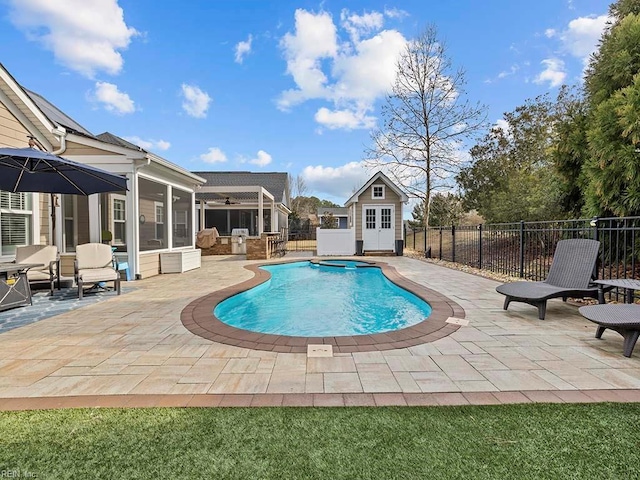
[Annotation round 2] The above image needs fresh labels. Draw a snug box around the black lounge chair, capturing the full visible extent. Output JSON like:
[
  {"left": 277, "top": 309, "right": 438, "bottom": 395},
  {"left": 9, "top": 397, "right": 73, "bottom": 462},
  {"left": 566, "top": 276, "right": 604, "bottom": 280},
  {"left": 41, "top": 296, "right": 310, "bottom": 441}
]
[
  {"left": 579, "top": 304, "right": 640, "bottom": 357},
  {"left": 496, "top": 238, "right": 603, "bottom": 320}
]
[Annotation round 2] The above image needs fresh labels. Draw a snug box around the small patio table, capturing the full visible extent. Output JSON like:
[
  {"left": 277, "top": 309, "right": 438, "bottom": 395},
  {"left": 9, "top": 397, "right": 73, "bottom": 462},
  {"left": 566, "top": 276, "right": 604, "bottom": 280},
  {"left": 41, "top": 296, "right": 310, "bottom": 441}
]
[
  {"left": 0, "top": 263, "right": 43, "bottom": 312},
  {"left": 595, "top": 278, "right": 640, "bottom": 304},
  {"left": 579, "top": 304, "right": 640, "bottom": 357}
]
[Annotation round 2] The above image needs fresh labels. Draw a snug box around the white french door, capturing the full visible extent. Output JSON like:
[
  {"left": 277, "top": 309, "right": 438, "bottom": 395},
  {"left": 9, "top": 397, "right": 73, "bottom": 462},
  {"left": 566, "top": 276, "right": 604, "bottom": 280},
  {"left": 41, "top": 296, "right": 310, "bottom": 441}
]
[{"left": 362, "top": 205, "right": 395, "bottom": 251}]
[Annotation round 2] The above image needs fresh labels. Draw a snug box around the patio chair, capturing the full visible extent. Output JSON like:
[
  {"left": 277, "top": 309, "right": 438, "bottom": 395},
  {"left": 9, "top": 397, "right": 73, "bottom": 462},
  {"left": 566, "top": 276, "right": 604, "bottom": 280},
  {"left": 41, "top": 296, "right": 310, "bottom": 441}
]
[
  {"left": 14, "top": 245, "right": 60, "bottom": 296},
  {"left": 74, "top": 243, "right": 121, "bottom": 300},
  {"left": 495, "top": 238, "right": 603, "bottom": 320}
]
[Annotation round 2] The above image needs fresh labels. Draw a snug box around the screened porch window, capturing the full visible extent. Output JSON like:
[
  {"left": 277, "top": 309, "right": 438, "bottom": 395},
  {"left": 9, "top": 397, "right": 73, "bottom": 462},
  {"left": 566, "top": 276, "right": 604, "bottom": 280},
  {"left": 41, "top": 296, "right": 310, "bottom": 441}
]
[{"left": 139, "top": 177, "right": 166, "bottom": 251}]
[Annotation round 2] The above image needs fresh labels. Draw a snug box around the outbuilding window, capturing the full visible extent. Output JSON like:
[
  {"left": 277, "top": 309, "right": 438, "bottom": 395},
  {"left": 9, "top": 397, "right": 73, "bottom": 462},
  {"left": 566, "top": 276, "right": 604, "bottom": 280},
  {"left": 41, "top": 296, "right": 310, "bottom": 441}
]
[{"left": 372, "top": 185, "right": 385, "bottom": 199}]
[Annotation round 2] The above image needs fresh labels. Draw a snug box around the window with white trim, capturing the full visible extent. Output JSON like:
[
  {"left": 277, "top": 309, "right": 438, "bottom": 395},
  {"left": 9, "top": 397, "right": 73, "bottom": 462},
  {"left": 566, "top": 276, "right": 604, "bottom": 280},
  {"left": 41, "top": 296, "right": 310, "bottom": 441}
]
[
  {"left": 0, "top": 191, "right": 34, "bottom": 256},
  {"left": 155, "top": 202, "right": 164, "bottom": 240},
  {"left": 111, "top": 194, "right": 126, "bottom": 245},
  {"left": 372, "top": 185, "right": 385, "bottom": 199}
]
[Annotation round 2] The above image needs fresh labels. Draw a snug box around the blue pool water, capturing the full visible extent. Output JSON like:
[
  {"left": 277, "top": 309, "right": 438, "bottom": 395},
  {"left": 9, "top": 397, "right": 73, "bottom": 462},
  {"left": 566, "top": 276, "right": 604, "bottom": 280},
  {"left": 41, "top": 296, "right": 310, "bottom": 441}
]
[{"left": 214, "top": 261, "right": 432, "bottom": 336}]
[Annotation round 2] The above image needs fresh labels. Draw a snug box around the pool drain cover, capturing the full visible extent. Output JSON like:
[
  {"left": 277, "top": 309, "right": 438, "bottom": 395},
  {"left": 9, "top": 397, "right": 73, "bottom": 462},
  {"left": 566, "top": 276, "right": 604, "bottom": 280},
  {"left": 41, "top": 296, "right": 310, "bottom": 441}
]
[
  {"left": 446, "top": 317, "right": 469, "bottom": 326},
  {"left": 307, "top": 344, "right": 333, "bottom": 357}
]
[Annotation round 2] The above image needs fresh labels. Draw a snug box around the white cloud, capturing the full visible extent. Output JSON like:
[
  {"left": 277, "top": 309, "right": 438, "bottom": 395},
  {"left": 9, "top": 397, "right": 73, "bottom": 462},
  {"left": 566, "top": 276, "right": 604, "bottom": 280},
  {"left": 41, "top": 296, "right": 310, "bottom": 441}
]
[
  {"left": 278, "top": 8, "right": 407, "bottom": 131},
  {"left": 249, "top": 150, "right": 272, "bottom": 167},
  {"left": 315, "top": 107, "right": 375, "bottom": 130},
  {"left": 340, "top": 9, "right": 384, "bottom": 43},
  {"left": 302, "top": 161, "right": 370, "bottom": 198},
  {"left": 181, "top": 84, "right": 211, "bottom": 118},
  {"left": 8, "top": 0, "right": 137, "bottom": 78},
  {"left": 93, "top": 82, "right": 135, "bottom": 114},
  {"left": 534, "top": 58, "right": 566, "bottom": 88},
  {"left": 235, "top": 34, "right": 253, "bottom": 63},
  {"left": 200, "top": 147, "right": 227, "bottom": 164},
  {"left": 498, "top": 66, "right": 517, "bottom": 78},
  {"left": 278, "top": 9, "right": 338, "bottom": 110},
  {"left": 560, "top": 14, "right": 610, "bottom": 62},
  {"left": 384, "top": 8, "right": 409, "bottom": 19},
  {"left": 545, "top": 28, "right": 556, "bottom": 38},
  {"left": 123, "top": 136, "right": 170, "bottom": 151}
]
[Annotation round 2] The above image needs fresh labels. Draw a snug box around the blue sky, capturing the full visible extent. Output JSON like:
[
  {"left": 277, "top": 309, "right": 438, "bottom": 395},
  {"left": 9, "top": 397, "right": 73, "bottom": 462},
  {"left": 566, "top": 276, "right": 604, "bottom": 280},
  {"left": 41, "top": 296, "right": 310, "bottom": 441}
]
[{"left": 0, "top": 0, "right": 611, "bottom": 205}]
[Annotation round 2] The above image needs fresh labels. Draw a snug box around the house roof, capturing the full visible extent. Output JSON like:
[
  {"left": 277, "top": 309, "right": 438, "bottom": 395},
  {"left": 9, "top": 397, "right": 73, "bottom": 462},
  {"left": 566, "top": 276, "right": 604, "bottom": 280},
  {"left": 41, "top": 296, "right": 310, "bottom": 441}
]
[
  {"left": 24, "top": 88, "right": 96, "bottom": 138},
  {"left": 317, "top": 207, "right": 349, "bottom": 216},
  {"left": 344, "top": 171, "right": 409, "bottom": 206},
  {"left": 193, "top": 171, "right": 289, "bottom": 205},
  {"left": 96, "top": 132, "right": 145, "bottom": 151}
]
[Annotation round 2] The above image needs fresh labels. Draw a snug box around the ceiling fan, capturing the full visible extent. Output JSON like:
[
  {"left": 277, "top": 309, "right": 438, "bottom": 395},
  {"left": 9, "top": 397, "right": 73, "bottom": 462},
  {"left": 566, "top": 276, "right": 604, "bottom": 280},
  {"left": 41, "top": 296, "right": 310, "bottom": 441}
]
[{"left": 224, "top": 197, "right": 240, "bottom": 205}]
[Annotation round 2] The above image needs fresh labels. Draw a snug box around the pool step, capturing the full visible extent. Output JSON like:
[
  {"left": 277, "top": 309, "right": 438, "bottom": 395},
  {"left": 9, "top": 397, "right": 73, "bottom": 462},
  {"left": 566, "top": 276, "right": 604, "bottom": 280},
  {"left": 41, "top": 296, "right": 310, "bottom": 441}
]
[{"left": 363, "top": 250, "right": 396, "bottom": 257}]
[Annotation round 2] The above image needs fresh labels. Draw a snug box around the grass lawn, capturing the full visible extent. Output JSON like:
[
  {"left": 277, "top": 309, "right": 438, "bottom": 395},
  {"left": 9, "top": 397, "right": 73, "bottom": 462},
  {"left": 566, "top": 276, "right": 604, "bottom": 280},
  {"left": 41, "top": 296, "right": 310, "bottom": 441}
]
[{"left": 1, "top": 403, "right": 639, "bottom": 479}]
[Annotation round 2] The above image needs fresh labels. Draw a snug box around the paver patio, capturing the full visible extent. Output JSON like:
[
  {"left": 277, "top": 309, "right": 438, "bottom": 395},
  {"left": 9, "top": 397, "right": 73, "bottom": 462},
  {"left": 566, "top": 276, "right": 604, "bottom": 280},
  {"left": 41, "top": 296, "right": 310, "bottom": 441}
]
[{"left": 1, "top": 253, "right": 639, "bottom": 408}]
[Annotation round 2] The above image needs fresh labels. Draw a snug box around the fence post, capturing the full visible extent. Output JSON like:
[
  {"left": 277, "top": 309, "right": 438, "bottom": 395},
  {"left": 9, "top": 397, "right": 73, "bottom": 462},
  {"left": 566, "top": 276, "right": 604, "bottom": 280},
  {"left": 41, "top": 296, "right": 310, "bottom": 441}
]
[
  {"left": 451, "top": 224, "right": 456, "bottom": 263},
  {"left": 519, "top": 220, "right": 525, "bottom": 278},
  {"left": 423, "top": 226, "right": 427, "bottom": 257},
  {"left": 439, "top": 227, "right": 443, "bottom": 260},
  {"left": 591, "top": 216, "right": 599, "bottom": 241},
  {"left": 478, "top": 224, "right": 483, "bottom": 270}
]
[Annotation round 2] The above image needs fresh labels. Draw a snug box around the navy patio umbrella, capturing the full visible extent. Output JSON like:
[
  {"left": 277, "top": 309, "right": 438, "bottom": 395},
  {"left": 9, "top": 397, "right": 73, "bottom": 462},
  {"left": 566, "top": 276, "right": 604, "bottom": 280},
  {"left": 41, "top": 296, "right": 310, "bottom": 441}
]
[{"left": 0, "top": 147, "right": 128, "bottom": 195}]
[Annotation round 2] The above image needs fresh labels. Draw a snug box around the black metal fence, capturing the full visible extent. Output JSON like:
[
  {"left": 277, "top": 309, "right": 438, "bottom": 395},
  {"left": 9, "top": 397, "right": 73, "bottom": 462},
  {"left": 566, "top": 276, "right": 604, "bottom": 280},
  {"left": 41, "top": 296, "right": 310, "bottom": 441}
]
[
  {"left": 287, "top": 227, "right": 317, "bottom": 252},
  {"left": 405, "top": 216, "right": 640, "bottom": 301}
]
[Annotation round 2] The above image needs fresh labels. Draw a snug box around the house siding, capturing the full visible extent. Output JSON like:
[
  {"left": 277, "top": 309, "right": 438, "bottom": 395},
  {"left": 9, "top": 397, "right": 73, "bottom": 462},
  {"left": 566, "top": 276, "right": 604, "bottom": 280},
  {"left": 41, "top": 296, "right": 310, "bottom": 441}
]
[
  {"left": 64, "top": 140, "right": 115, "bottom": 156},
  {"left": 354, "top": 182, "right": 403, "bottom": 242},
  {"left": 0, "top": 102, "right": 31, "bottom": 147},
  {"left": 0, "top": 102, "right": 51, "bottom": 247}
]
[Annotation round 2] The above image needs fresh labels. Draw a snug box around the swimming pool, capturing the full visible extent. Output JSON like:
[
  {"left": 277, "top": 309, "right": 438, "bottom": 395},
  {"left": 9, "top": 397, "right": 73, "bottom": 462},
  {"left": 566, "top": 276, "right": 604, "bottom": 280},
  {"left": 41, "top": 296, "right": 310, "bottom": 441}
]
[
  {"left": 214, "top": 261, "right": 432, "bottom": 336},
  {"left": 181, "top": 259, "right": 464, "bottom": 353}
]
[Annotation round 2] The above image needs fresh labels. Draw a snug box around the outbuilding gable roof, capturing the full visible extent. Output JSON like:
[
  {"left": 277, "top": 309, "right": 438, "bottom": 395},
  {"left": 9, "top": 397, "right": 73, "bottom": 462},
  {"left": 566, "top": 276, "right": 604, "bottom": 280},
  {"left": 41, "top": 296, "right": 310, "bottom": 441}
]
[{"left": 344, "top": 171, "right": 409, "bottom": 206}]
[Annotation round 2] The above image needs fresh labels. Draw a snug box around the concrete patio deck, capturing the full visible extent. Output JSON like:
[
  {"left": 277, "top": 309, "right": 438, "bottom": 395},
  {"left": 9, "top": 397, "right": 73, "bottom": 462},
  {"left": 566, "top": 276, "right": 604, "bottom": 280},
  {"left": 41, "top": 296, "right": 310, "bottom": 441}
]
[{"left": 1, "top": 254, "right": 639, "bottom": 409}]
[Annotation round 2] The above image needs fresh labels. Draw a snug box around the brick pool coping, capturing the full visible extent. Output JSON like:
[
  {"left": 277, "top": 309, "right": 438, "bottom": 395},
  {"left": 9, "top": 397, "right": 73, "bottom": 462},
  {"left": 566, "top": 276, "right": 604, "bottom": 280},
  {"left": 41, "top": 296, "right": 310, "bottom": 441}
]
[
  {"left": 2, "top": 390, "right": 640, "bottom": 410},
  {"left": 180, "top": 259, "right": 465, "bottom": 354}
]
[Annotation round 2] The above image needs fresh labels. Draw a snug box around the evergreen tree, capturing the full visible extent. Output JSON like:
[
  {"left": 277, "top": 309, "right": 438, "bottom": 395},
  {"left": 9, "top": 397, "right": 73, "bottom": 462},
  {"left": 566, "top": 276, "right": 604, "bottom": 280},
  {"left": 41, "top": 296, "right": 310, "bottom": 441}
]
[{"left": 583, "top": 0, "right": 640, "bottom": 216}]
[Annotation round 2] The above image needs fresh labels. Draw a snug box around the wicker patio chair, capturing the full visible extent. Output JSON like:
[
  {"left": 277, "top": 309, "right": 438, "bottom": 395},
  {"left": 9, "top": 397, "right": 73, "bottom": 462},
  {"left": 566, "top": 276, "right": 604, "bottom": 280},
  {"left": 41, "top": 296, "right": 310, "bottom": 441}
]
[
  {"left": 74, "top": 243, "right": 121, "bottom": 300},
  {"left": 496, "top": 238, "right": 603, "bottom": 320}
]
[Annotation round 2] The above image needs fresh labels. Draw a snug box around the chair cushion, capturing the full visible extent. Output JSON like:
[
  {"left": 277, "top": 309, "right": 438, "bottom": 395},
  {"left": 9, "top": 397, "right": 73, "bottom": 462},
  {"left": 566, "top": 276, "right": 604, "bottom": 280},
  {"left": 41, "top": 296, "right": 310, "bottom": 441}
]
[
  {"left": 26, "top": 270, "right": 52, "bottom": 281},
  {"left": 15, "top": 245, "right": 57, "bottom": 271},
  {"left": 78, "top": 267, "right": 118, "bottom": 283},
  {"left": 76, "top": 243, "right": 113, "bottom": 269}
]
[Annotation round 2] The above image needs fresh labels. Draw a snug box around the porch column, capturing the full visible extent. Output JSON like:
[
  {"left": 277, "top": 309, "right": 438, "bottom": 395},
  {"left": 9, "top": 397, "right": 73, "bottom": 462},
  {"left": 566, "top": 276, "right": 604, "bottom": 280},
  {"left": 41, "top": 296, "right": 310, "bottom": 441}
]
[
  {"left": 166, "top": 185, "right": 173, "bottom": 250},
  {"left": 128, "top": 172, "right": 139, "bottom": 279},
  {"left": 88, "top": 194, "right": 101, "bottom": 243},
  {"left": 198, "top": 199, "right": 205, "bottom": 232},
  {"left": 258, "top": 191, "right": 264, "bottom": 235},
  {"left": 271, "top": 200, "right": 276, "bottom": 232},
  {"left": 53, "top": 195, "right": 63, "bottom": 249}
]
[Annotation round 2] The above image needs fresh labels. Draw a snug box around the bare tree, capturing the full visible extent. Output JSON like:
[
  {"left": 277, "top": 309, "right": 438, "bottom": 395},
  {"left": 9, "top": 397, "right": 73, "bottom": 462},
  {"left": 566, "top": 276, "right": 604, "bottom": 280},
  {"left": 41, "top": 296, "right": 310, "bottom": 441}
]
[
  {"left": 288, "top": 174, "right": 308, "bottom": 216},
  {"left": 364, "top": 25, "right": 486, "bottom": 227}
]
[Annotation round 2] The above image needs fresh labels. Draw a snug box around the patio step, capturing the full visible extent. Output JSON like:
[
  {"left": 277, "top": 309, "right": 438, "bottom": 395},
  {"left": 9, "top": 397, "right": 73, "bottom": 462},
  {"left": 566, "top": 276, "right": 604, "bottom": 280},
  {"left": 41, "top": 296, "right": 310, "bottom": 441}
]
[{"left": 363, "top": 250, "right": 396, "bottom": 257}]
